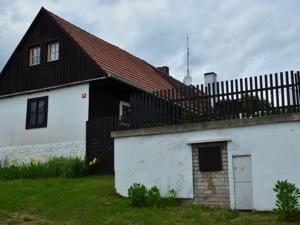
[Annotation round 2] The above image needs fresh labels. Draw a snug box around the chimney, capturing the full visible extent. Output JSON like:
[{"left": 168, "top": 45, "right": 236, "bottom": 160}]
[
  {"left": 204, "top": 72, "right": 218, "bottom": 107},
  {"left": 204, "top": 72, "right": 217, "bottom": 87},
  {"left": 157, "top": 66, "right": 169, "bottom": 75}
]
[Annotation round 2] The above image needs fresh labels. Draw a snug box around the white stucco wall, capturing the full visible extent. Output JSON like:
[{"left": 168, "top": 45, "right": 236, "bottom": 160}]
[
  {"left": 0, "top": 84, "right": 89, "bottom": 163},
  {"left": 114, "top": 120, "right": 300, "bottom": 211},
  {"left": 0, "top": 141, "right": 85, "bottom": 165},
  {"left": 115, "top": 135, "right": 194, "bottom": 198}
]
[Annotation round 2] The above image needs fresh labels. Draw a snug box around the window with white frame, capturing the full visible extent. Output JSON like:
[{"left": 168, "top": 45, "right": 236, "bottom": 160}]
[
  {"left": 47, "top": 41, "right": 59, "bottom": 62},
  {"left": 29, "top": 46, "right": 40, "bottom": 66},
  {"left": 119, "top": 101, "right": 130, "bottom": 118}
]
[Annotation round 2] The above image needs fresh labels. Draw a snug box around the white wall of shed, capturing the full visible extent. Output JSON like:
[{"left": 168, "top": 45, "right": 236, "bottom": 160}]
[{"left": 114, "top": 121, "right": 300, "bottom": 211}]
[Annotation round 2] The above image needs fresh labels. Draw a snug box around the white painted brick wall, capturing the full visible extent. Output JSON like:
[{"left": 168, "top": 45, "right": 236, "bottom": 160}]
[{"left": 0, "top": 141, "right": 85, "bottom": 165}]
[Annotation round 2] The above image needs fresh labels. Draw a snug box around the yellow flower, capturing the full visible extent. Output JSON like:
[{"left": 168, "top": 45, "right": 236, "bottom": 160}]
[
  {"left": 89, "top": 157, "right": 97, "bottom": 166},
  {"left": 30, "top": 156, "right": 39, "bottom": 165},
  {"left": 10, "top": 159, "right": 20, "bottom": 166}
]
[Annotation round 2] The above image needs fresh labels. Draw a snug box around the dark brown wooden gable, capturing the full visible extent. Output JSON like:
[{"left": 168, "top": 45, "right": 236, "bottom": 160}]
[{"left": 0, "top": 8, "right": 105, "bottom": 96}]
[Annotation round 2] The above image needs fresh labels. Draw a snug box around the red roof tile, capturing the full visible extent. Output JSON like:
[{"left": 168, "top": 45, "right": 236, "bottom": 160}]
[{"left": 46, "top": 9, "right": 184, "bottom": 91}]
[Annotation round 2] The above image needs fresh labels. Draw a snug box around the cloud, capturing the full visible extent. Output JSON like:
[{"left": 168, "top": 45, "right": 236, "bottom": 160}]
[{"left": 0, "top": 0, "right": 300, "bottom": 85}]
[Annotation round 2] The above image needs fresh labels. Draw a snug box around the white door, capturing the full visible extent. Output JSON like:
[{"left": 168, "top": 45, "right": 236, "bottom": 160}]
[{"left": 233, "top": 155, "right": 253, "bottom": 210}]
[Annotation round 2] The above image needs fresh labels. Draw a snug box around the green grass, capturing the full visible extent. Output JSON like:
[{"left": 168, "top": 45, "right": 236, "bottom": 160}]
[
  {"left": 0, "top": 176, "right": 298, "bottom": 225},
  {"left": 0, "top": 157, "right": 89, "bottom": 180}
]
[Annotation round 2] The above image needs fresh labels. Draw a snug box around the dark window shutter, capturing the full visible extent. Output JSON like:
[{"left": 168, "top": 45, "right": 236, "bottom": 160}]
[{"left": 198, "top": 146, "right": 222, "bottom": 172}]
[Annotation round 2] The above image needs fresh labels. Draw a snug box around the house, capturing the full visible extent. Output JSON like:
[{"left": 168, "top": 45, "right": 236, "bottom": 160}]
[{"left": 0, "top": 7, "right": 184, "bottom": 173}]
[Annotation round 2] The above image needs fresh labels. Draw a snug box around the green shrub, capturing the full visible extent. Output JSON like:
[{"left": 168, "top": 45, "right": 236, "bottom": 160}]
[
  {"left": 168, "top": 188, "right": 177, "bottom": 199},
  {"left": 273, "top": 180, "right": 300, "bottom": 222},
  {"left": 0, "top": 165, "right": 22, "bottom": 180},
  {"left": 45, "top": 157, "right": 66, "bottom": 177},
  {"left": 143, "top": 120, "right": 166, "bottom": 128},
  {"left": 0, "top": 157, "right": 90, "bottom": 180},
  {"left": 62, "top": 157, "right": 89, "bottom": 178},
  {"left": 20, "top": 163, "right": 47, "bottom": 178},
  {"left": 165, "top": 188, "right": 177, "bottom": 206},
  {"left": 128, "top": 183, "right": 177, "bottom": 207},
  {"left": 147, "top": 186, "right": 161, "bottom": 207},
  {"left": 128, "top": 183, "right": 148, "bottom": 207}
]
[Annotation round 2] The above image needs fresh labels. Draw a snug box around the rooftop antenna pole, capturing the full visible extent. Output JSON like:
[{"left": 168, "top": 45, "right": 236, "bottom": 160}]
[
  {"left": 183, "top": 35, "right": 192, "bottom": 85},
  {"left": 187, "top": 35, "right": 190, "bottom": 77}
]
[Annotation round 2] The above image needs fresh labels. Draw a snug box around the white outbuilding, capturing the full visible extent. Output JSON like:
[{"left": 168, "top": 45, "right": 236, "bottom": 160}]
[{"left": 112, "top": 113, "right": 300, "bottom": 211}]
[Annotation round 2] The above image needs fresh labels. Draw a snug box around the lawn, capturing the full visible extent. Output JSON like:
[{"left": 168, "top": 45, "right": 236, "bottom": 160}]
[{"left": 0, "top": 176, "right": 297, "bottom": 225}]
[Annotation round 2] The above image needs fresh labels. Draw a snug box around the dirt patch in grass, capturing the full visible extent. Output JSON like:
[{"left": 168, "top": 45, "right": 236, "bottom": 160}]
[{"left": 2, "top": 212, "right": 50, "bottom": 225}]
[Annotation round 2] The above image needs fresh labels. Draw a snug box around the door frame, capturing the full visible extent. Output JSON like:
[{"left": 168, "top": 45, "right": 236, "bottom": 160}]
[{"left": 232, "top": 154, "right": 253, "bottom": 210}]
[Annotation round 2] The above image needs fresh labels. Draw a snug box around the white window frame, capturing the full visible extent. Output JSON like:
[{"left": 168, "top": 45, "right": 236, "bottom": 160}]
[
  {"left": 29, "top": 46, "right": 40, "bottom": 66},
  {"left": 119, "top": 101, "right": 130, "bottom": 118},
  {"left": 47, "top": 41, "right": 59, "bottom": 62}
]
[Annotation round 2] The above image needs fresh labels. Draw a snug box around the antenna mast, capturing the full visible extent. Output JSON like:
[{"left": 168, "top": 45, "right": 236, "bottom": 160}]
[
  {"left": 183, "top": 35, "right": 192, "bottom": 85},
  {"left": 186, "top": 35, "right": 190, "bottom": 77}
]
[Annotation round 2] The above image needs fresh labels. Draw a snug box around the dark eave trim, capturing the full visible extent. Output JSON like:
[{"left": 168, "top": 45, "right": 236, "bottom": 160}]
[
  {"left": 0, "top": 77, "right": 107, "bottom": 99},
  {"left": 0, "top": 72, "right": 150, "bottom": 99}
]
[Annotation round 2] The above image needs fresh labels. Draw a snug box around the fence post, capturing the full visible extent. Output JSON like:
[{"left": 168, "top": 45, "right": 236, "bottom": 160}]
[
  {"left": 296, "top": 71, "right": 300, "bottom": 111},
  {"left": 264, "top": 75, "right": 269, "bottom": 115},
  {"left": 269, "top": 74, "right": 274, "bottom": 114},
  {"left": 290, "top": 71, "right": 296, "bottom": 112},
  {"left": 286, "top": 71, "right": 291, "bottom": 113},
  {"left": 280, "top": 72, "right": 285, "bottom": 114}
]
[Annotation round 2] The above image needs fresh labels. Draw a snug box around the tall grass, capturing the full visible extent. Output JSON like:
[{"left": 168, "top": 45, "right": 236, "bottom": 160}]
[{"left": 0, "top": 157, "right": 90, "bottom": 180}]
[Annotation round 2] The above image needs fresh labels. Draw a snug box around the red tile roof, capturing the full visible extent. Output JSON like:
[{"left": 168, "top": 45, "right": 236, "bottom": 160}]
[{"left": 45, "top": 9, "right": 184, "bottom": 91}]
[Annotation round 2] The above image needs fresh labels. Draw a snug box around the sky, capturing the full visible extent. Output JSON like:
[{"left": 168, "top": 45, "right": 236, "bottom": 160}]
[{"left": 0, "top": 0, "right": 300, "bottom": 85}]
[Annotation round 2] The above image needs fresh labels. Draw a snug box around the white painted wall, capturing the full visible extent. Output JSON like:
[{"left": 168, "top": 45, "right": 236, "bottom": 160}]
[
  {"left": 0, "top": 84, "right": 89, "bottom": 163},
  {"left": 114, "top": 121, "right": 300, "bottom": 211},
  {"left": 115, "top": 135, "right": 194, "bottom": 198},
  {"left": 0, "top": 141, "right": 85, "bottom": 165}
]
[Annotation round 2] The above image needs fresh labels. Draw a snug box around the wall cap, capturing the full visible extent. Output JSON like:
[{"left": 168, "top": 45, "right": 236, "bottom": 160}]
[{"left": 111, "top": 113, "right": 300, "bottom": 138}]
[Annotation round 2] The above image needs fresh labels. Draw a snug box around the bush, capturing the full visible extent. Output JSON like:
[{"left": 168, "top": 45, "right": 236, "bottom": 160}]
[
  {"left": 128, "top": 183, "right": 177, "bottom": 207},
  {"left": 45, "top": 157, "right": 66, "bottom": 177},
  {"left": 128, "top": 183, "right": 148, "bottom": 207},
  {"left": 273, "top": 180, "right": 300, "bottom": 221},
  {"left": 147, "top": 186, "right": 161, "bottom": 207},
  {"left": 0, "top": 157, "right": 90, "bottom": 180},
  {"left": 61, "top": 157, "right": 89, "bottom": 178},
  {"left": 166, "top": 188, "right": 177, "bottom": 205}
]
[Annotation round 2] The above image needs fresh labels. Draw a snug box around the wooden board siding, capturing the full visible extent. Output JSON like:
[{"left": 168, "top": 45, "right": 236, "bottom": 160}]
[
  {"left": 0, "top": 10, "right": 104, "bottom": 96},
  {"left": 89, "top": 79, "right": 140, "bottom": 119}
]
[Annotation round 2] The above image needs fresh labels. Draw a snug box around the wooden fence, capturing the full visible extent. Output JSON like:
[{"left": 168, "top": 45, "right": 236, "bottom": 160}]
[
  {"left": 88, "top": 70, "right": 300, "bottom": 133},
  {"left": 129, "top": 70, "right": 300, "bottom": 128}
]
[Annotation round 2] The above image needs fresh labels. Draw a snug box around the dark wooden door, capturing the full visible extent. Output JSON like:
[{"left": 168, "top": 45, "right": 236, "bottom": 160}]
[{"left": 86, "top": 119, "right": 115, "bottom": 174}]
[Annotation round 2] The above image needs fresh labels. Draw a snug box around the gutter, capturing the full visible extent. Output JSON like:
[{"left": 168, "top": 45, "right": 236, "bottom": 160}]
[
  {"left": 0, "top": 72, "right": 152, "bottom": 99},
  {"left": 0, "top": 76, "right": 108, "bottom": 99}
]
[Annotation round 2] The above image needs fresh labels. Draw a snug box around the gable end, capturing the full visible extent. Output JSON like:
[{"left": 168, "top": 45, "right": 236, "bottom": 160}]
[{"left": 0, "top": 8, "right": 106, "bottom": 96}]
